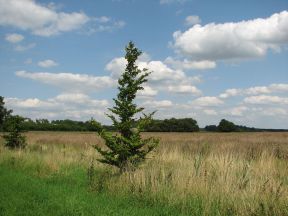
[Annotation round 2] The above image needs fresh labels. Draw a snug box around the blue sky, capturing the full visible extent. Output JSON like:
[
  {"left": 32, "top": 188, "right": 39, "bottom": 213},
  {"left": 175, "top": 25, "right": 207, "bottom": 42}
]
[{"left": 0, "top": 0, "right": 287, "bottom": 128}]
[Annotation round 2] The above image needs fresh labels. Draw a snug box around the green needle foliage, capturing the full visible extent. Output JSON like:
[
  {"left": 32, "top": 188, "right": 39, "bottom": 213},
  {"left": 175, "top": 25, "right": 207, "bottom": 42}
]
[
  {"left": 0, "top": 96, "right": 12, "bottom": 131},
  {"left": 3, "top": 115, "right": 26, "bottom": 149},
  {"left": 94, "top": 42, "right": 159, "bottom": 173}
]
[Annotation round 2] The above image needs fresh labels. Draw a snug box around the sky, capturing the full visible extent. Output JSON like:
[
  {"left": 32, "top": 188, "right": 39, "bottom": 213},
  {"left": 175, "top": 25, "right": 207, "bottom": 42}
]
[{"left": 0, "top": 0, "right": 288, "bottom": 129}]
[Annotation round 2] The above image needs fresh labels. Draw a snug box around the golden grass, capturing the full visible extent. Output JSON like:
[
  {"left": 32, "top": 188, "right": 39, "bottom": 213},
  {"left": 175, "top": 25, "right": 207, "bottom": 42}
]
[{"left": 0, "top": 131, "right": 288, "bottom": 215}]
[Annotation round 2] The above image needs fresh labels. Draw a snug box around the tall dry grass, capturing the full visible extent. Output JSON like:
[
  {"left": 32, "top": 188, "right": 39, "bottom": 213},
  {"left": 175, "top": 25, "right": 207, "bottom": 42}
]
[{"left": 0, "top": 132, "right": 287, "bottom": 215}]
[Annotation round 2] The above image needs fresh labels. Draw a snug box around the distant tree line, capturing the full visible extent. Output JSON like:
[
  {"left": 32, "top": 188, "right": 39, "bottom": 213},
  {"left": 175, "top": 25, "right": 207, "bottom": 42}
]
[
  {"left": 1, "top": 96, "right": 287, "bottom": 133},
  {"left": 12, "top": 117, "right": 200, "bottom": 132},
  {"left": 205, "top": 119, "right": 259, "bottom": 132},
  {"left": 19, "top": 118, "right": 102, "bottom": 132},
  {"left": 144, "top": 118, "right": 199, "bottom": 132},
  {"left": 205, "top": 119, "right": 288, "bottom": 132},
  {"left": 2, "top": 116, "right": 287, "bottom": 133}
]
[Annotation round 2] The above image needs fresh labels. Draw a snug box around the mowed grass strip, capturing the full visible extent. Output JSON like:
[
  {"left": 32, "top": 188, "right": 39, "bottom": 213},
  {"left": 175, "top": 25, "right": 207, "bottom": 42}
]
[{"left": 0, "top": 165, "right": 184, "bottom": 216}]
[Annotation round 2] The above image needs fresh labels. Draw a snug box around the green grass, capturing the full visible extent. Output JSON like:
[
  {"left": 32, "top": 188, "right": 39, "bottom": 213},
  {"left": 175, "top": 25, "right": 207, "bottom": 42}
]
[{"left": 0, "top": 164, "right": 185, "bottom": 216}]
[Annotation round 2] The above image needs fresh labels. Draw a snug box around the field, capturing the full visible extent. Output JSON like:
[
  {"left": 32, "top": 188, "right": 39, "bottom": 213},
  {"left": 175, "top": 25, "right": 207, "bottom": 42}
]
[{"left": 0, "top": 132, "right": 288, "bottom": 215}]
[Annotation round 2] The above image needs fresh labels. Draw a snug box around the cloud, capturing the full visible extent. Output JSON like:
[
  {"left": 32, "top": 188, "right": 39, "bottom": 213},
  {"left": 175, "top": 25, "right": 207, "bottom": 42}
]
[
  {"left": 173, "top": 11, "right": 288, "bottom": 60},
  {"left": 222, "top": 106, "right": 249, "bottom": 117},
  {"left": 5, "top": 33, "right": 24, "bottom": 43},
  {"left": 203, "top": 109, "right": 217, "bottom": 115},
  {"left": 105, "top": 57, "right": 127, "bottom": 78},
  {"left": 191, "top": 96, "right": 224, "bottom": 106},
  {"left": 160, "top": 0, "right": 189, "bottom": 4},
  {"left": 0, "top": 0, "right": 89, "bottom": 36},
  {"left": 245, "top": 86, "right": 271, "bottom": 95},
  {"left": 165, "top": 57, "right": 216, "bottom": 70},
  {"left": 185, "top": 15, "right": 201, "bottom": 26},
  {"left": 142, "top": 100, "right": 173, "bottom": 108},
  {"left": 269, "top": 83, "right": 288, "bottom": 92},
  {"left": 257, "top": 107, "right": 288, "bottom": 116},
  {"left": 137, "top": 85, "right": 158, "bottom": 98},
  {"left": 53, "top": 93, "right": 109, "bottom": 107},
  {"left": 6, "top": 97, "right": 55, "bottom": 109},
  {"left": 243, "top": 95, "right": 288, "bottom": 105},
  {"left": 167, "top": 84, "right": 201, "bottom": 95},
  {"left": 38, "top": 59, "right": 58, "bottom": 68},
  {"left": 24, "top": 58, "right": 33, "bottom": 64},
  {"left": 138, "top": 60, "right": 186, "bottom": 81},
  {"left": 219, "top": 83, "right": 288, "bottom": 98},
  {"left": 105, "top": 57, "right": 196, "bottom": 82},
  {"left": 14, "top": 43, "right": 36, "bottom": 51},
  {"left": 87, "top": 18, "right": 125, "bottom": 33},
  {"left": 15, "top": 71, "right": 115, "bottom": 93},
  {"left": 105, "top": 56, "right": 201, "bottom": 95},
  {"left": 219, "top": 88, "right": 242, "bottom": 99},
  {"left": 138, "top": 52, "right": 151, "bottom": 62},
  {"left": 94, "top": 16, "right": 111, "bottom": 23},
  {"left": 7, "top": 93, "right": 108, "bottom": 114},
  {"left": 5, "top": 93, "right": 109, "bottom": 122}
]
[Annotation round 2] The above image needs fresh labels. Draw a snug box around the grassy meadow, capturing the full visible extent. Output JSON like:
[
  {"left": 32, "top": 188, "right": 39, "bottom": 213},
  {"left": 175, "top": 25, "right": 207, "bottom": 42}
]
[{"left": 0, "top": 131, "right": 288, "bottom": 215}]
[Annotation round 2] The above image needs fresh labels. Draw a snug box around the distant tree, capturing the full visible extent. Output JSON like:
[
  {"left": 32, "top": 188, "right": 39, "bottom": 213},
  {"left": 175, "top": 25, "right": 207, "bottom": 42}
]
[
  {"left": 217, "top": 119, "right": 237, "bottom": 132},
  {"left": 85, "top": 118, "right": 101, "bottom": 131},
  {"left": 2, "top": 115, "right": 26, "bottom": 149},
  {"left": 94, "top": 42, "right": 159, "bottom": 173},
  {"left": 0, "top": 96, "right": 12, "bottom": 131},
  {"left": 204, "top": 125, "right": 218, "bottom": 132},
  {"left": 146, "top": 118, "right": 199, "bottom": 132}
]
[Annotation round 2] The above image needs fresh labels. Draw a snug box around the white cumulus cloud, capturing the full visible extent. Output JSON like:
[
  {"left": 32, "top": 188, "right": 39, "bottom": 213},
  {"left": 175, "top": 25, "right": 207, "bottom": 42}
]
[
  {"left": 14, "top": 43, "right": 36, "bottom": 51},
  {"left": 5, "top": 94, "right": 109, "bottom": 122},
  {"left": 53, "top": 93, "right": 109, "bottom": 107},
  {"left": 259, "top": 108, "right": 288, "bottom": 116},
  {"left": 105, "top": 56, "right": 202, "bottom": 96},
  {"left": 0, "top": 0, "right": 90, "bottom": 36},
  {"left": 137, "top": 85, "right": 158, "bottom": 98},
  {"left": 165, "top": 57, "right": 216, "bottom": 70},
  {"left": 160, "top": 0, "right": 189, "bottom": 4},
  {"left": 142, "top": 100, "right": 173, "bottom": 108},
  {"left": 185, "top": 15, "right": 201, "bottom": 26},
  {"left": 203, "top": 109, "right": 217, "bottom": 115},
  {"left": 38, "top": 59, "right": 58, "bottom": 68},
  {"left": 219, "top": 88, "right": 242, "bottom": 99},
  {"left": 6, "top": 97, "right": 55, "bottom": 109},
  {"left": 269, "top": 83, "right": 288, "bottom": 92},
  {"left": 223, "top": 106, "right": 249, "bottom": 117},
  {"left": 243, "top": 95, "right": 288, "bottom": 105},
  {"left": 191, "top": 96, "right": 224, "bottom": 107},
  {"left": 167, "top": 85, "right": 201, "bottom": 95},
  {"left": 106, "top": 56, "right": 189, "bottom": 82},
  {"left": 173, "top": 11, "right": 288, "bottom": 60},
  {"left": 87, "top": 17, "right": 125, "bottom": 34},
  {"left": 5, "top": 33, "right": 24, "bottom": 43},
  {"left": 15, "top": 71, "right": 115, "bottom": 93},
  {"left": 219, "top": 83, "right": 288, "bottom": 98}
]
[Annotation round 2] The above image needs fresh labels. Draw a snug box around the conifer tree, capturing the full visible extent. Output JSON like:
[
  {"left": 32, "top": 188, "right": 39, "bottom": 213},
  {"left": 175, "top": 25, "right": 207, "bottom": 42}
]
[
  {"left": 94, "top": 42, "right": 159, "bottom": 172},
  {"left": 3, "top": 115, "right": 26, "bottom": 149},
  {"left": 0, "top": 96, "right": 12, "bottom": 131}
]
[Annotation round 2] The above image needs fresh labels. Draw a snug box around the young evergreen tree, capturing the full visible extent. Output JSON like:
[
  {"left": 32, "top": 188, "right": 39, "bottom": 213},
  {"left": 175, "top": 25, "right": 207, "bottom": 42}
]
[
  {"left": 0, "top": 96, "right": 12, "bottom": 131},
  {"left": 3, "top": 115, "right": 26, "bottom": 149},
  {"left": 94, "top": 42, "right": 159, "bottom": 172}
]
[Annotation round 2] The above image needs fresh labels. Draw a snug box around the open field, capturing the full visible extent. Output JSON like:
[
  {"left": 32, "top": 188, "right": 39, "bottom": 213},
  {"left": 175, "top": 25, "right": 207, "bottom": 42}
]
[{"left": 0, "top": 132, "right": 288, "bottom": 215}]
